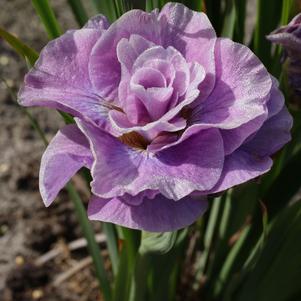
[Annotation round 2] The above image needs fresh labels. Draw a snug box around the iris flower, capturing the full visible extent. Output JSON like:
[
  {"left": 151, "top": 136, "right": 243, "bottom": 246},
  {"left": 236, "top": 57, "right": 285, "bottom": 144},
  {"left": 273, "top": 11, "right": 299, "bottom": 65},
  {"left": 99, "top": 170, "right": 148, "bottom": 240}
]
[{"left": 18, "top": 3, "right": 292, "bottom": 231}]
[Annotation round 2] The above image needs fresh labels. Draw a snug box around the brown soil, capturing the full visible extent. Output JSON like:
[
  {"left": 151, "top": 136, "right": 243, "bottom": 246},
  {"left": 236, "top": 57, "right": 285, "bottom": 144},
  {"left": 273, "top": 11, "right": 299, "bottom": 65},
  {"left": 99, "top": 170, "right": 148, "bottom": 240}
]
[{"left": 0, "top": 1, "right": 105, "bottom": 300}]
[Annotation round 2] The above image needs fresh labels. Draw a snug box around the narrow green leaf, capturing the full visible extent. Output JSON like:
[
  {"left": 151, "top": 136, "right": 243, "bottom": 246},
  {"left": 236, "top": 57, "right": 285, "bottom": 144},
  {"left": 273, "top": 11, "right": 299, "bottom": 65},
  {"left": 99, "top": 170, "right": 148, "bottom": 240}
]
[
  {"left": 68, "top": 0, "right": 89, "bottom": 27},
  {"left": 254, "top": 0, "right": 282, "bottom": 67},
  {"left": 139, "top": 231, "right": 178, "bottom": 255},
  {"left": 0, "top": 27, "right": 38, "bottom": 66},
  {"left": 233, "top": 0, "right": 246, "bottom": 43},
  {"left": 112, "top": 245, "right": 130, "bottom": 301},
  {"left": 259, "top": 200, "right": 268, "bottom": 242},
  {"left": 264, "top": 149, "right": 301, "bottom": 217},
  {"left": 92, "top": 0, "right": 117, "bottom": 21},
  {"left": 205, "top": 0, "right": 223, "bottom": 34},
  {"left": 183, "top": 0, "right": 203, "bottom": 11},
  {"left": 213, "top": 224, "right": 251, "bottom": 298},
  {"left": 235, "top": 201, "right": 301, "bottom": 301},
  {"left": 102, "top": 223, "right": 119, "bottom": 276},
  {"left": 204, "top": 184, "right": 259, "bottom": 296},
  {"left": 113, "top": 227, "right": 140, "bottom": 301},
  {"left": 148, "top": 230, "right": 188, "bottom": 301},
  {"left": 272, "top": 0, "right": 294, "bottom": 76},
  {"left": 194, "top": 195, "right": 223, "bottom": 289},
  {"left": 126, "top": 0, "right": 146, "bottom": 10},
  {"left": 121, "top": 227, "right": 140, "bottom": 265},
  {"left": 66, "top": 184, "right": 112, "bottom": 301},
  {"left": 129, "top": 254, "right": 151, "bottom": 301},
  {"left": 221, "top": 0, "right": 236, "bottom": 38},
  {"left": 32, "top": 0, "right": 62, "bottom": 39}
]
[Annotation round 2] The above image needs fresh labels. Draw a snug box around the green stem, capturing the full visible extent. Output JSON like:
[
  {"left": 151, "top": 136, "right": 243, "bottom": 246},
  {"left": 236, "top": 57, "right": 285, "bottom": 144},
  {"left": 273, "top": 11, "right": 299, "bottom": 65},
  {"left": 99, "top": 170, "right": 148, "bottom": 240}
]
[
  {"left": 212, "top": 225, "right": 251, "bottom": 298},
  {"left": 102, "top": 223, "right": 119, "bottom": 275},
  {"left": 193, "top": 196, "right": 223, "bottom": 289},
  {"left": 66, "top": 183, "right": 112, "bottom": 301},
  {"left": 113, "top": 227, "right": 140, "bottom": 301}
]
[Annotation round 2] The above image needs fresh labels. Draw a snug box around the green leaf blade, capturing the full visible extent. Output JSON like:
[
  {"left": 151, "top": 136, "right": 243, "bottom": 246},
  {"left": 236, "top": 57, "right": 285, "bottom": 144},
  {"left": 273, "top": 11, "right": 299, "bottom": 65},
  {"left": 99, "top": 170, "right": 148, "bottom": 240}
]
[{"left": 32, "top": 0, "right": 62, "bottom": 39}]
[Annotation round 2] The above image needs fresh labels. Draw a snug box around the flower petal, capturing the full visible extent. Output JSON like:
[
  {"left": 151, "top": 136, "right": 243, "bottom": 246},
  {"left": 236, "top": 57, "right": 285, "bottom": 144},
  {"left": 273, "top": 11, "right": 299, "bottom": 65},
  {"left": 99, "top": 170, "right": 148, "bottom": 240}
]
[
  {"left": 89, "top": 9, "right": 161, "bottom": 99},
  {"left": 159, "top": 2, "right": 217, "bottom": 101},
  {"left": 83, "top": 14, "right": 110, "bottom": 29},
  {"left": 40, "top": 125, "right": 93, "bottom": 207},
  {"left": 192, "top": 38, "right": 272, "bottom": 129},
  {"left": 242, "top": 106, "right": 292, "bottom": 157},
  {"left": 88, "top": 194, "right": 208, "bottom": 232},
  {"left": 18, "top": 28, "right": 110, "bottom": 127},
  {"left": 220, "top": 77, "right": 285, "bottom": 155},
  {"left": 77, "top": 120, "right": 224, "bottom": 200},
  {"left": 207, "top": 150, "right": 273, "bottom": 194}
]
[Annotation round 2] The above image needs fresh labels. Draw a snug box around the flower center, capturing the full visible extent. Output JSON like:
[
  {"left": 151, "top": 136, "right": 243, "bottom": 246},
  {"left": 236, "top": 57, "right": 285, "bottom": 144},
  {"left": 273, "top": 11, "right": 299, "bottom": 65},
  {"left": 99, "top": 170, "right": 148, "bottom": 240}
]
[{"left": 118, "top": 131, "right": 149, "bottom": 150}]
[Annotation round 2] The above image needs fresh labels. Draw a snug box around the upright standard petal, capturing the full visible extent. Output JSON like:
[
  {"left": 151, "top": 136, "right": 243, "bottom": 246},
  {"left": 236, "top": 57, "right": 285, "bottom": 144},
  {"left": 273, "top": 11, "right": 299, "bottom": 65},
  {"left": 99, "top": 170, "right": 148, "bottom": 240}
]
[
  {"left": 18, "top": 28, "right": 110, "bottom": 127},
  {"left": 76, "top": 120, "right": 224, "bottom": 200},
  {"left": 88, "top": 194, "right": 208, "bottom": 232},
  {"left": 89, "top": 9, "right": 161, "bottom": 99},
  {"left": 40, "top": 125, "right": 93, "bottom": 207},
  {"left": 159, "top": 2, "right": 217, "bottom": 101}
]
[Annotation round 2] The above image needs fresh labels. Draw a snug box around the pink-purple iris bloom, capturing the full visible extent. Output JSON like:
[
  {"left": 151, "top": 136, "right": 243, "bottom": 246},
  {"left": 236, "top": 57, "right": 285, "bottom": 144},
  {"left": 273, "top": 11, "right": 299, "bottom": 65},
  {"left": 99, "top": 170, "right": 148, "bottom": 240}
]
[
  {"left": 18, "top": 3, "right": 292, "bottom": 232},
  {"left": 267, "top": 13, "right": 301, "bottom": 95}
]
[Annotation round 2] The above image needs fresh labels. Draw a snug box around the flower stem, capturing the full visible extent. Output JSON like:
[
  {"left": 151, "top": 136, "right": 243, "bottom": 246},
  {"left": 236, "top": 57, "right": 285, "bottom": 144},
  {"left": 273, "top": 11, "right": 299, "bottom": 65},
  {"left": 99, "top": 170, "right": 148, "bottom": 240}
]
[{"left": 66, "top": 183, "right": 112, "bottom": 301}]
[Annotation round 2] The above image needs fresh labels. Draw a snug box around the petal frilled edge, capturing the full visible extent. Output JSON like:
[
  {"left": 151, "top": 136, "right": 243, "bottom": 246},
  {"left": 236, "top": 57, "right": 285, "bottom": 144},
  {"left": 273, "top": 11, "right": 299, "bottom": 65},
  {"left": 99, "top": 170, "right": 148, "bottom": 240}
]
[
  {"left": 40, "top": 125, "right": 93, "bottom": 207},
  {"left": 18, "top": 27, "right": 110, "bottom": 127},
  {"left": 191, "top": 38, "right": 272, "bottom": 130},
  {"left": 88, "top": 194, "right": 208, "bottom": 232},
  {"left": 89, "top": 9, "right": 161, "bottom": 99},
  {"left": 206, "top": 149, "right": 273, "bottom": 194},
  {"left": 76, "top": 119, "right": 224, "bottom": 201},
  {"left": 242, "top": 106, "right": 292, "bottom": 157},
  {"left": 159, "top": 2, "right": 217, "bottom": 102}
]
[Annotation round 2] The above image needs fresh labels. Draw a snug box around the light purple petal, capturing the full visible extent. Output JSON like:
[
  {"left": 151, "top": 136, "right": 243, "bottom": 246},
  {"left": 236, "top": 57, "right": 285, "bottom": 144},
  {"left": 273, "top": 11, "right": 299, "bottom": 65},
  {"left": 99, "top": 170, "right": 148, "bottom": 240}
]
[
  {"left": 83, "top": 14, "right": 110, "bottom": 30},
  {"left": 207, "top": 150, "right": 273, "bottom": 194},
  {"left": 109, "top": 109, "right": 187, "bottom": 140},
  {"left": 192, "top": 38, "right": 272, "bottom": 129},
  {"left": 267, "top": 13, "right": 301, "bottom": 51},
  {"left": 40, "top": 125, "right": 93, "bottom": 207},
  {"left": 88, "top": 194, "right": 208, "bottom": 232},
  {"left": 18, "top": 28, "right": 110, "bottom": 127},
  {"left": 242, "top": 106, "right": 292, "bottom": 157},
  {"left": 89, "top": 9, "right": 161, "bottom": 99},
  {"left": 76, "top": 120, "right": 224, "bottom": 200},
  {"left": 159, "top": 2, "right": 217, "bottom": 101},
  {"left": 117, "top": 35, "right": 155, "bottom": 78},
  {"left": 221, "top": 114, "right": 267, "bottom": 155}
]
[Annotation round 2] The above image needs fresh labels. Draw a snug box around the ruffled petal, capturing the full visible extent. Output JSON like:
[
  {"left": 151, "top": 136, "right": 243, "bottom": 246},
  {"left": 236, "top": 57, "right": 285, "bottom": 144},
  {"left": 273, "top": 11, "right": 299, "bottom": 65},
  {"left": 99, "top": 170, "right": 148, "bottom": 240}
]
[
  {"left": 220, "top": 77, "right": 284, "bottom": 155},
  {"left": 83, "top": 14, "right": 110, "bottom": 30},
  {"left": 18, "top": 28, "right": 110, "bottom": 127},
  {"left": 159, "top": 2, "right": 217, "bottom": 101},
  {"left": 192, "top": 38, "right": 272, "bottom": 129},
  {"left": 40, "top": 125, "right": 93, "bottom": 207},
  {"left": 76, "top": 120, "right": 224, "bottom": 200},
  {"left": 89, "top": 9, "right": 161, "bottom": 99},
  {"left": 207, "top": 150, "right": 273, "bottom": 194},
  {"left": 88, "top": 194, "right": 208, "bottom": 232},
  {"left": 242, "top": 106, "right": 292, "bottom": 157}
]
